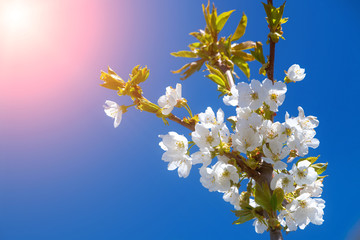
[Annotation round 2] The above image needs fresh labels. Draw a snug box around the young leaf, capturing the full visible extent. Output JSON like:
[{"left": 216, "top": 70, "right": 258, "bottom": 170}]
[
  {"left": 100, "top": 67, "right": 126, "bottom": 90},
  {"left": 173, "top": 59, "right": 206, "bottom": 80},
  {"left": 206, "top": 63, "right": 228, "bottom": 85},
  {"left": 232, "top": 41, "right": 256, "bottom": 51},
  {"left": 312, "top": 163, "right": 328, "bottom": 175},
  {"left": 271, "top": 188, "right": 285, "bottom": 211},
  {"left": 232, "top": 209, "right": 254, "bottom": 225},
  {"left": 250, "top": 42, "right": 266, "bottom": 64},
  {"left": 171, "top": 51, "right": 198, "bottom": 58},
  {"left": 207, "top": 74, "right": 226, "bottom": 87},
  {"left": 216, "top": 10, "right": 235, "bottom": 32},
  {"left": 231, "top": 13, "right": 247, "bottom": 42},
  {"left": 255, "top": 183, "right": 272, "bottom": 212},
  {"left": 231, "top": 50, "right": 255, "bottom": 61},
  {"left": 297, "top": 155, "right": 320, "bottom": 165},
  {"left": 171, "top": 63, "right": 191, "bottom": 74},
  {"left": 232, "top": 56, "right": 250, "bottom": 79}
]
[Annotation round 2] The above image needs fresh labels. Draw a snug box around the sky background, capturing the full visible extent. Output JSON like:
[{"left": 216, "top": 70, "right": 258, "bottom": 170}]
[{"left": 1, "top": 0, "right": 360, "bottom": 239}]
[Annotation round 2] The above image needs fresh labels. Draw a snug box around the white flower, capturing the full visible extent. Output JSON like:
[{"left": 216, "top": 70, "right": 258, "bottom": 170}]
[
  {"left": 271, "top": 173, "right": 295, "bottom": 193},
  {"left": 288, "top": 193, "right": 325, "bottom": 229},
  {"left": 236, "top": 107, "right": 252, "bottom": 120},
  {"left": 213, "top": 161, "right": 239, "bottom": 192},
  {"left": 236, "top": 112, "right": 263, "bottom": 133},
  {"left": 159, "top": 132, "right": 192, "bottom": 178},
  {"left": 286, "top": 64, "right": 306, "bottom": 82},
  {"left": 253, "top": 219, "right": 267, "bottom": 234},
  {"left": 285, "top": 107, "right": 320, "bottom": 156},
  {"left": 191, "top": 124, "right": 220, "bottom": 151},
  {"left": 286, "top": 107, "right": 319, "bottom": 131},
  {"left": 291, "top": 160, "right": 318, "bottom": 186},
  {"left": 278, "top": 209, "right": 298, "bottom": 232},
  {"left": 199, "top": 166, "right": 217, "bottom": 192},
  {"left": 223, "top": 85, "right": 239, "bottom": 106},
  {"left": 262, "top": 141, "right": 289, "bottom": 170},
  {"left": 223, "top": 186, "right": 240, "bottom": 210},
  {"left": 262, "top": 79, "right": 287, "bottom": 112},
  {"left": 157, "top": 83, "right": 184, "bottom": 115},
  {"left": 300, "top": 179, "right": 323, "bottom": 198},
  {"left": 198, "top": 107, "right": 224, "bottom": 128},
  {"left": 233, "top": 128, "right": 262, "bottom": 154},
  {"left": 249, "top": 79, "right": 267, "bottom": 110},
  {"left": 236, "top": 80, "right": 266, "bottom": 110},
  {"left": 104, "top": 100, "right": 123, "bottom": 128},
  {"left": 260, "top": 120, "right": 287, "bottom": 144},
  {"left": 191, "top": 149, "right": 212, "bottom": 167}
]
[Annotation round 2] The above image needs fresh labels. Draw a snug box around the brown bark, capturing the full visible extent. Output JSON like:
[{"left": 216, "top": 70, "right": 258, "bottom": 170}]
[
  {"left": 270, "top": 229, "right": 284, "bottom": 240},
  {"left": 167, "top": 114, "right": 195, "bottom": 132}
]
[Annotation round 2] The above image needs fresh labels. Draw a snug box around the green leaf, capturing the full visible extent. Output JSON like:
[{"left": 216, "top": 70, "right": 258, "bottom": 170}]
[
  {"left": 205, "top": 63, "right": 228, "bottom": 87},
  {"left": 297, "top": 155, "right": 320, "bottom": 165},
  {"left": 188, "top": 42, "right": 202, "bottom": 49},
  {"left": 232, "top": 41, "right": 256, "bottom": 51},
  {"left": 312, "top": 163, "right": 328, "bottom": 175},
  {"left": 171, "top": 51, "right": 198, "bottom": 58},
  {"left": 100, "top": 67, "right": 125, "bottom": 91},
  {"left": 262, "top": 2, "right": 286, "bottom": 30},
  {"left": 232, "top": 50, "right": 255, "bottom": 61},
  {"left": 216, "top": 10, "right": 235, "bottom": 32},
  {"left": 255, "top": 183, "right": 272, "bottom": 212},
  {"left": 232, "top": 209, "right": 254, "bottom": 225},
  {"left": 189, "top": 31, "right": 207, "bottom": 43},
  {"left": 207, "top": 74, "right": 226, "bottom": 87},
  {"left": 171, "top": 63, "right": 191, "bottom": 74},
  {"left": 210, "top": 5, "right": 217, "bottom": 36},
  {"left": 174, "top": 59, "right": 206, "bottom": 80},
  {"left": 250, "top": 42, "right": 266, "bottom": 64},
  {"left": 232, "top": 56, "right": 250, "bottom": 79},
  {"left": 231, "top": 13, "right": 247, "bottom": 41},
  {"left": 275, "top": 2, "right": 286, "bottom": 27},
  {"left": 271, "top": 188, "right": 285, "bottom": 211},
  {"left": 131, "top": 66, "right": 150, "bottom": 85}
]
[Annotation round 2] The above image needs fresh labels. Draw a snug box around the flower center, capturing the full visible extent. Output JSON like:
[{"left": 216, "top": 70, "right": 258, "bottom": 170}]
[
  {"left": 251, "top": 92, "right": 259, "bottom": 100},
  {"left": 285, "top": 128, "right": 292, "bottom": 136},
  {"left": 206, "top": 135, "right": 214, "bottom": 144},
  {"left": 176, "top": 141, "right": 185, "bottom": 149},
  {"left": 270, "top": 93, "right": 278, "bottom": 101},
  {"left": 282, "top": 177, "right": 290, "bottom": 186},
  {"left": 297, "top": 169, "right": 307, "bottom": 179},
  {"left": 299, "top": 200, "right": 307, "bottom": 208},
  {"left": 222, "top": 169, "right": 231, "bottom": 178}
]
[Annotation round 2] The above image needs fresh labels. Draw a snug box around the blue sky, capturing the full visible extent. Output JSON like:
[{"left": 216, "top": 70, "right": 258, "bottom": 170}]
[{"left": 1, "top": 0, "right": 360, "bottom": 239}]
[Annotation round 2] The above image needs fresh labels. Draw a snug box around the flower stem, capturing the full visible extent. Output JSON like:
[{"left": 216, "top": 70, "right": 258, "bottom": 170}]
[{"left": 184, "top": 103, "right": 193, "bottom": 118}]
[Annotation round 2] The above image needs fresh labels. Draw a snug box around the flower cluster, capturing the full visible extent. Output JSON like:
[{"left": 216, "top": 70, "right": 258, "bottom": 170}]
[
  {"left": 100, "top": 2, "right": 326, "bottom": 237},
  {"left": 158, "top": 67, "right": 326, "bottom": 233}
]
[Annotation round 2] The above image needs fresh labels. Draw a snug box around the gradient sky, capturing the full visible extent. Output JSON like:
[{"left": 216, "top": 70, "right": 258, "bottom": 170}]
[{"left": 1, "top": 0, "right": 360, "bottom": 239}]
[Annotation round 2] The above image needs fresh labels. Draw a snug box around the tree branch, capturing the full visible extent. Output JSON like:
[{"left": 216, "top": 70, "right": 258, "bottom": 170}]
[
  {"left": 167, "top": 114, "right": 195, "bottom": 131},
  {"left": 224, "top": 152, "right": 263, "bottom": 183},
  {"left": 266, "top": 0, "right": 276, "bottom": 83},
  {"left": 270, "top": 229, "right": 284, "bottom": 240}
]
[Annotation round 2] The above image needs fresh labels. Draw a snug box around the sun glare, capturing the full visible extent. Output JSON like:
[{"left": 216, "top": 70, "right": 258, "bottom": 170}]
[
  {"left": 0, "top": 1, "right": 39, "bottom": 36},
  {"left": 2, "top": 2, "right": 31, "bottom": 31}
]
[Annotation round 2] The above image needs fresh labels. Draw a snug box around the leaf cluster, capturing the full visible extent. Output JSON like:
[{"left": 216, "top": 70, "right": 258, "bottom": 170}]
[
  {"left": 171, "top": 1, "right": 266, "bottom": 95},
  {"left": 262, "top": 2, "right": 288, "bottom": 43}
]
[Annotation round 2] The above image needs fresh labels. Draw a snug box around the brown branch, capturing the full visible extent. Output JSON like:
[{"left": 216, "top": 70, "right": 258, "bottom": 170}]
[
  {"left": 267, "top": 40, "right": 276, "bottom": 82},
  {"left": 266, "top": 0, "right": 276, "bottom": 83},
  {"left": 270, "top": 229, "right": 284, "bottom": 240},
  {"left": 265, "top": 1, "right": 284, "bottom": 239},
  {"left": 167, "top": 114, "right": 195, "bottom": 131},
  {"left": 224, "top": 152, "right": 264, "bottom": 183}
]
